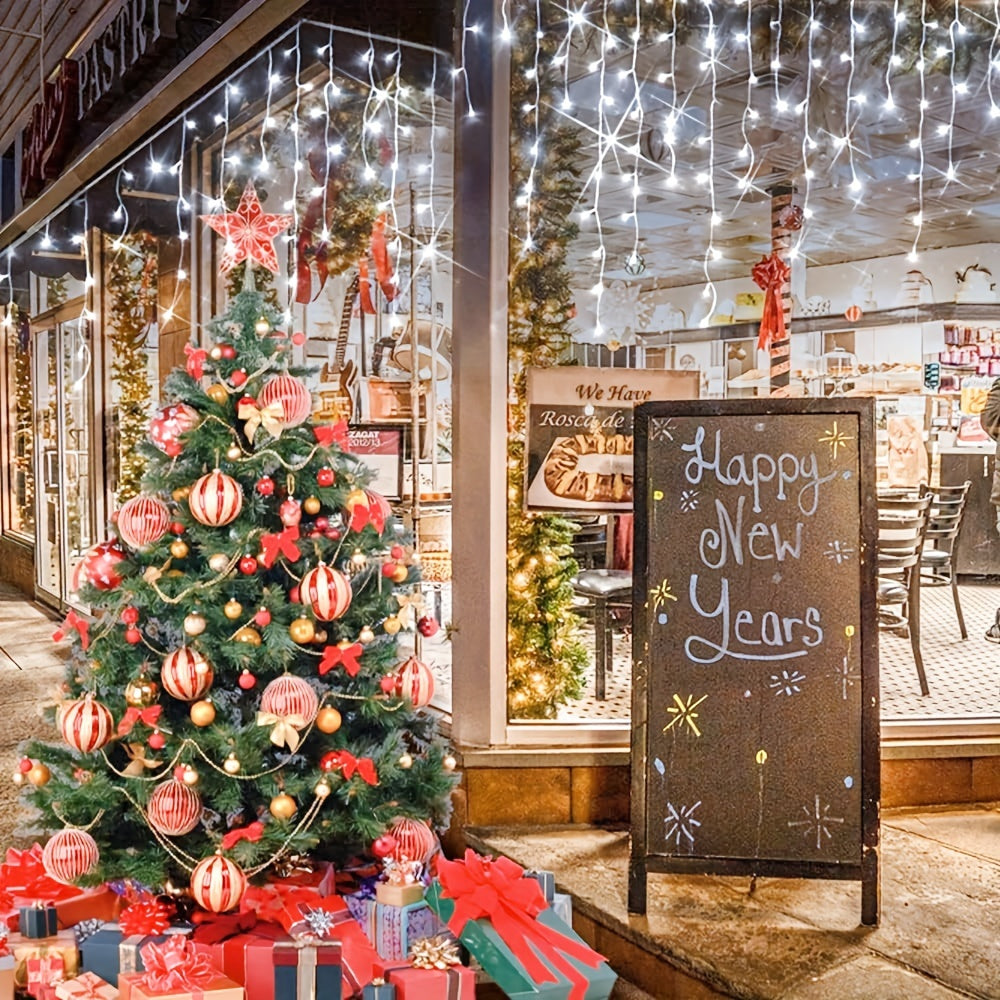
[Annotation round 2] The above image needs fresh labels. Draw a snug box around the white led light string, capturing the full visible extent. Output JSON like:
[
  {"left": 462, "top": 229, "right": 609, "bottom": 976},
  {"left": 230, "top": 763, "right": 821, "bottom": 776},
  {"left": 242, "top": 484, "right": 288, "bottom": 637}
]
[
  {"left": 910, "top": 1, "right": 929, "bottom": 262},
  {"left": 844, "top": 0, "right": 861, "bottom": 197},
  {"left": 700, "top": 0, "right": 719, "bottom": 325},
  {"left": 885, "top": 0, "right": 902, "bottom": 111},
  {"left": 792, "top": 0, "right": 817, "bottom": 261},
  {"left": 626, "top": 0, "right": 643, "bottom": 279},
  {"left": 771, "top": 0, "right": 786, "bottom": 111},
  {"left": 989, "top": 0, "right": 1000, "bottom": 117},
  {"left": 662, "top": 0, "right": 679, "bottom": 188},
  {"left": 459, "top": 0, "right": 477, "bottom": 117},
  {"left": 519, "top": 0, "right": 543, "bottom": 253},
  {"left": 738, "top": 0, "right": 758, "bottom": 195},
  {"left": 944, "top": 0, "right": 959, "bottom": 184}
]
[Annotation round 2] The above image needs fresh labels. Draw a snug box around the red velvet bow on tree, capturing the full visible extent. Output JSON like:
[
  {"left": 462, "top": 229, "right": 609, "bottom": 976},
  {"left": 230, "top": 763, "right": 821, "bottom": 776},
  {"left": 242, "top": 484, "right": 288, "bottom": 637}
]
[
  {"left": 751, "top": 252, "right": 791, "bottom": 351},
  {"left": 220, "top": 821, "right": 265, "bottom": 851},
  {"left": 349, "top": 502, "right": 385, "bottom": 535},
  {"left": 117, "top": 705, "right": 162, "bottom": 737},
  {"left": 325, "top": 750, "right": 378, "bottom": 785},
  {"left": 52, "top": 610, "right": 90, "bottom": 651},
  {"left": 138, "top": 937, "right": 215, "bottom": 993},
  {"left": 314, "top": 421, "right": 349, "bottom": 451},
  {"left": 319, "top": 642, "right": 363, "bottom": 678},
  {"left": 260, "top": 525, "right": 301, "bottom": 568},
  {"left": 184, "top": 343, "right": 207, "bottom": 380},
  {"left": 119, "top": 896, "right": 172, "bottom": 936},
  {"left": 437, "top": 850, "right": 606, "bottom": 1000}
]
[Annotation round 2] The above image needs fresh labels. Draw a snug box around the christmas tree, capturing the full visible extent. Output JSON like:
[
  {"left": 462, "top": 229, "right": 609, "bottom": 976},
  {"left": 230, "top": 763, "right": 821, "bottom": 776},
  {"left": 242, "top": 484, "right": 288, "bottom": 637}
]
[{"left": 20, "top": 184, "right": 457, "bottom": 905}]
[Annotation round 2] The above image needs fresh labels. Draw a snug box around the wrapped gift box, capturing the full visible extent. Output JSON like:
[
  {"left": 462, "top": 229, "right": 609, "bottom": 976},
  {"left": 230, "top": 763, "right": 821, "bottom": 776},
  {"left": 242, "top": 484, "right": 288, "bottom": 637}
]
[
  {"left": 377, "top": 962, "right": 474, "bottom": 1000},
  {"left": 54, "top": 970, "right": 119, "bottom": 1000},
  {"left": 273, "top": 940, "right": 340, "bottom": 1000},
  {"left": 19, "top": 905, "right": 58, "bottom": 940},
  {"left": 372, "top": 885, "right": 422, "bottom": 909},
  {"left": 523, "top": 871, "right": 555, "bottom": 904},
  {"left": 56, "top": 889, "right": 122, "bottom": 930},
  {"left": 551, "top": 894, "right": 572, "bottom": 929},
  {"left": 265, "top": 864, "right": 336, "bottom": 898},
  {"left": 361, "top": 978, "right": 394, "bottom": 1000},
  {"left": 10, "top": 931, "right": 79, "bottom": 998},
  {"left": 118, "top": 971, "right": 243, "bottom": 1000},
  {"left": 0, "top": 954, "right": 13, "bottom": 1000},
  {"left": 81, "top": 925, "right": 190, "bottom": 986},
  {"left": 191, "top": 922, "right": 289, "bottom": 1000},
  {"left": 426, "top": 858, "right": 617, "bottom": 1000},
  {"left": 345, "top": 896, "right": 447, "bottom": 962}
]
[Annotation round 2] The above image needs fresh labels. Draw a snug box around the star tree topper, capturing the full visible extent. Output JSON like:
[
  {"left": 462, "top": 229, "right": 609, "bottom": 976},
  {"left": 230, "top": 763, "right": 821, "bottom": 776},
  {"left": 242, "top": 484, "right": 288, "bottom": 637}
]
[{"left": 200, "top": 180, "right": 293, "bottom": 273}]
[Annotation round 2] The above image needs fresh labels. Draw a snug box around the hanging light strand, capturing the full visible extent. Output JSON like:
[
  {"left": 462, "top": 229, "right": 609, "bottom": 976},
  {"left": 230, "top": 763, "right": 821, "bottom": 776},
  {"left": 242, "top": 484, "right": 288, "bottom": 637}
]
[
  {"left": 793, "top": 0, "right": 817, "bottom": 259},
  {"left": 844, "top": 0, "right": 861, "bottom": 196},
  {"left": 522, "top": 0, "right": 543, "bottom": 252},
  {"left": 700, "top": 0, "right": 719, "bottom": 325},
  {"left": 739, "top": 0, "right": 758, "bottom": 191},
  {"left": 910, "top": 0, "right": 929, "bottom": 261},
  {"left": 989, "top": 0, "right": 1000, "bottom": 117},
  {"left": 628, "top": 0, "right": 643, "bottom": 271},
  {"left": 885, "top": 0, "right": 901, "bottom": 110},
  {"left": 944, "top": 0, "right": 959, "bottom": 183}
]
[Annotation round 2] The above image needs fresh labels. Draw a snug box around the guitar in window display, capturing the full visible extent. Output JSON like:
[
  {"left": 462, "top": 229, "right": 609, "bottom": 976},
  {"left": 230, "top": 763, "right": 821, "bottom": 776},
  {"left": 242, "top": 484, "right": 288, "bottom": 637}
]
[{"left": 318, "top": 273, "right": 360, "bottom": 423}]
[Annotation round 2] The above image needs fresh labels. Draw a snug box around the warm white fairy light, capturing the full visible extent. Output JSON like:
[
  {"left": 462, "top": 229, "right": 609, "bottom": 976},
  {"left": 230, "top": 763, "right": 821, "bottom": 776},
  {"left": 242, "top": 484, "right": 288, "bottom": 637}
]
[
  {"left": 771, "top": 0, "right": 784, "bottom": 109},
  {"left": 945, "top": 0, "right": 960, "bottom": 184},
  {"left": 793, "top": 0, "right": 817, "bottom": 258},
  {"left": 699, "top": 0, "right": 718, "bottom": 326},
  {"left": 910, "top": 1, "right": 929, "bottom": 262},
  {"left": 989, "top": 0, "right": 1000, "bottom": 116},
  {"left": 738, "top": 0, "right": 758, "bottom": 194},
  {"left": 844, "top": 0, "right": 861, "bottom": 197},
  {"left": 627, "top": 0, "right": 643, "bottom": 278},
  {"left": 459, "top": 0, "right": 477, "bottom": 117},
  {"left": 217, "top": 80, "right": 231, "bottom": 205}
]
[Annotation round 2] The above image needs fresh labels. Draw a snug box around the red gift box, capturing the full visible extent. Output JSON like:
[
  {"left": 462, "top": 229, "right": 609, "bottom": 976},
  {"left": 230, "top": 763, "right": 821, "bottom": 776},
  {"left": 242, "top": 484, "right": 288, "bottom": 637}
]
[
  {"left": 378, "top": 961, "right": 474, "bottom": 1000},
  {"left": 265, "top": 865, "right": 335, "bottom": 898},
  {"left": 191, "top": 923, "right": 287, "bottom": 1000},
  {"left": 56, "top": 889, "right": 122, "bottom": 931}
]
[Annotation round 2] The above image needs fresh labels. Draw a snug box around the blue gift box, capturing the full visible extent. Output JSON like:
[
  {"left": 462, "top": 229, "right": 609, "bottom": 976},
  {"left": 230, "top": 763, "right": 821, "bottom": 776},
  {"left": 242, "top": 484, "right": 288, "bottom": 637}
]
[
  {"left": 79, "top": 923, "right": 190, "bottom": 986},
  {"left": 18, "top": 904, "right": 58, "bottom": 939},
  {"left": 362, "top": 977, "right": 395, "bottom": 1000},
  {"left": 523, "top": 871, "right": 555, "bottom": 904},
  {"left": 273, "top": 939, "right": 341, "bottom": 1000},
  {"left": 346, "top": 895, "right": 448, "bottom": 962}
]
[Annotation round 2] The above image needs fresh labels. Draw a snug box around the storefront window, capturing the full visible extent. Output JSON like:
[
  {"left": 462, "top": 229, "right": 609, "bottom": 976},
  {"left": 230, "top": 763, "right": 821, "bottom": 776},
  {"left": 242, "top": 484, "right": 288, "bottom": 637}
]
[{"left": 2, "top": 307, "right": 34, "bottom": 538}]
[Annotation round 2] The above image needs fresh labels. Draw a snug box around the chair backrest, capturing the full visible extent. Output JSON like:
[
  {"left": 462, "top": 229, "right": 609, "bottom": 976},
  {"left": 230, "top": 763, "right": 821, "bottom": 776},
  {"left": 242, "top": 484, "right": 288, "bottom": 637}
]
[
  {"left": 922, "top": 480, "right": 971, "bottom": 545},
  {"left": 876, "top": 494, "right": 931, "bottom": 576}
]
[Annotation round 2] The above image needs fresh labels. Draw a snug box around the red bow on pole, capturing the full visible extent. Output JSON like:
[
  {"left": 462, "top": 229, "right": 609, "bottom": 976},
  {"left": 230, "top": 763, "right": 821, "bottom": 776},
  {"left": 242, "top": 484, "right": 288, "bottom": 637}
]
[
  {"left": 53, "top": 610, "right": 90, "bottom": 650},
  {"left": 358, "top": 259, "right": 377, "bottom": 315},
  {"left": 117, "top": 705, "right": 162, "bottom": 736},
  {"left": 751, "top": 252, "right": 791, "bottom": 351},
  {"left": 325, "top": 751, "right": 378, "bottom": 785},
  {"left": 314, "top": 421, "right": 349, "bottom": 451},
  {"left": 184, "top": 343, "right": 207, "bottom": 380},
  {"left": 221, "top": 820, "right": 265, "bottom": 851},
  {"left": 260, "top": 525, "right": 301, "bottom": 568},
  {"left": 319, "top": 642, "right": 363, "bottom": 678}
]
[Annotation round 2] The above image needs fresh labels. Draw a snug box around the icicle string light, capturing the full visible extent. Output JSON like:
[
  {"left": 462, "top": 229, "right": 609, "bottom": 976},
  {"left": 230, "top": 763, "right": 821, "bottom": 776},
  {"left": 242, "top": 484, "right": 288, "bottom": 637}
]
[
  {"left": 945, "top": 0, "right": 959, "bottom": 184},
  {"left": 910, "top": 0, "right": 929, "bottom": 261},
  {"left": 700, "top": 0, "right": 718, "bottom": 326}
]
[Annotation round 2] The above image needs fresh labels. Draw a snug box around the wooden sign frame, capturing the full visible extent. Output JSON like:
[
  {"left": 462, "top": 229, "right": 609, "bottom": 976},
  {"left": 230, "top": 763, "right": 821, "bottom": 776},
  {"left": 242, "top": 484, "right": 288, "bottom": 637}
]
[{"left": 629, "top": 398, "right": 879, "bottom": 926}]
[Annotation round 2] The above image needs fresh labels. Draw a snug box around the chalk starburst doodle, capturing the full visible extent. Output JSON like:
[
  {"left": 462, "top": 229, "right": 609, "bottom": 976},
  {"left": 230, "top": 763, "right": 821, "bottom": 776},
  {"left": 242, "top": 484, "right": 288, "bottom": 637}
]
[
  {"left": 664, "top": 800, "right": 702, "bottom": 849},
  {"left": 823, "top": 540, "right": 855, "bottom": 564},
  {"left": 818, "top": 421, "right": 854, "bottom": 460},
  {"left": 788, "top": 795, "right": 844, "bottom": 850},
  {"left": 663, "top": 693, "right": 708, "bottom": 737},
  {"left": 679, "top": 489, "right": 701, "bottom": 512},
  {"left": 769, "top": 669, "right": 806, "bottom": 696},
  {"left": 650, "top": 418, "right": 676, "bottom": 443},
  {"left": 649, "top": 579, "right": 678, "bottom": 625}
]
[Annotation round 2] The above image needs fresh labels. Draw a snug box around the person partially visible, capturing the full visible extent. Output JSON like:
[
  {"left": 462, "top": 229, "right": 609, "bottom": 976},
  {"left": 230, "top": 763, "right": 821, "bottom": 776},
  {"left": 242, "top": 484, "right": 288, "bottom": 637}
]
[{"left": 980, "top": 377, "right": 1000, "bottom": 641}]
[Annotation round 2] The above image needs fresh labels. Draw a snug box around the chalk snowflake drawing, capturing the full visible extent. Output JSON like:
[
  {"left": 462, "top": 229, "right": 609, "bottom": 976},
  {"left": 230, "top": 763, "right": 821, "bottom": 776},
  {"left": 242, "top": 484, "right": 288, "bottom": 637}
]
[
  {"left": 818, "top": 421, "right": 854, "bottom": 460},
  {"left": 649, "top": 579, "right": 678, "bottom": 625},
  {"left": 788, "top": 795, "right": 844, "bottom": 850},
  {"left": 823, "top": 540, "right": 855, "bottom": 564},
  {"left": 663, "top": 693, "right": 708, "bottom": 737},
  {"left": 679, "top": 489, "right": 701, "bottom": 513},
  {"left": 650, "top": 418, "right": 676, "bottom": 443},
  {"left": 769, "top": 669, "right": 806, "bottom": 696},
  {"left": 664, "top": 800, "right": 702, "bottom": 849}
]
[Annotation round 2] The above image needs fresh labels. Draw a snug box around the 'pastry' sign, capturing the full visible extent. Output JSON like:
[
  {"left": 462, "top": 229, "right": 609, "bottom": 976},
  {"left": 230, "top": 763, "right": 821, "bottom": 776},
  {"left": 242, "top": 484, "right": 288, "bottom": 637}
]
[{"left": 524, "top": 366, "right": 699, "bottom": 512}]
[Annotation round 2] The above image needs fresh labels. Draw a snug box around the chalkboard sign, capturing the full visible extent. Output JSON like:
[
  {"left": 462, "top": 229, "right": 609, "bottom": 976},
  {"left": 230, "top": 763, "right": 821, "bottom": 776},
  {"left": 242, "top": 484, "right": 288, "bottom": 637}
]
[{"left": 629, "top": 399, "right": 879, "bottom": 926}]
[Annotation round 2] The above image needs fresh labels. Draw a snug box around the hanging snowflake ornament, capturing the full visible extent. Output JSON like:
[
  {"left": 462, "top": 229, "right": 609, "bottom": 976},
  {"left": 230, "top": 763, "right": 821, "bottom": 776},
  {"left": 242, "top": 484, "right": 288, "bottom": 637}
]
[
  {"left": 602, "top": 280, "right": 655, "bottom": 340},
  {"left": 200, "top": 180, "right": 293, "bottom": 274}
]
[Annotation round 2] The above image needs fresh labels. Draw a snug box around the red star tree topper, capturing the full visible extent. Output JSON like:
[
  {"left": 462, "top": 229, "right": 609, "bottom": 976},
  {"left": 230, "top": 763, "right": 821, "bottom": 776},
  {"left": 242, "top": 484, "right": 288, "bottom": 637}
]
[{"left": 200, "top": 180, "right": 293, "bottom": 273}]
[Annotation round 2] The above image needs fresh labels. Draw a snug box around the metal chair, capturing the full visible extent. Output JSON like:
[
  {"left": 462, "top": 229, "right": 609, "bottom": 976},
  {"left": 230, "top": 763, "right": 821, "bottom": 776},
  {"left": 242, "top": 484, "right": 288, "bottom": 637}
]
[
  {"left": 876, "top": 494, "right": 931, "bottom": 696},
  {"left": 571, "top": 568, "right": 631, "bottom": 700},
  {"left": 919, "top": 481, "right": 972, "bottom": 640}
]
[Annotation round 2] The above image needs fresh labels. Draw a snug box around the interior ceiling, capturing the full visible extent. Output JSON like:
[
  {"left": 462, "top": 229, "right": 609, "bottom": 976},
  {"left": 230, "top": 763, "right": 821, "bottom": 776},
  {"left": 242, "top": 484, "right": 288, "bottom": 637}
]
[{"left": 553, "top": 5, "right": 1000, "bottom": 290}]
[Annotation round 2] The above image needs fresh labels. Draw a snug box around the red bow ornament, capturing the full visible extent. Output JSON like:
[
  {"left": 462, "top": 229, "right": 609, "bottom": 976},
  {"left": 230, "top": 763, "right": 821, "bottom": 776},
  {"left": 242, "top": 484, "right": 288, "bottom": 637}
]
[
  {"left": 260, "top": 525, "right": 301, "bottom": 569},
  {"left": 52, "top": 610, "right": 90, "bottom": 651},
  {"left": 349, "top": 502, "right": 385, "bottom": 536},
  {"left": 437, "top": 850, "right": 607, "bottom": 1000},
  {"left": 137, "top": 936, "right": 216, "bottom": 993},
  {"left": 185, "top": 343, "right": 208, "bottom": 380},
  {"left": 751, "top": 252, "right": 791, "bottom": 351},
  {"left": 318, "top": 642, "right": 363, "bottom": 678},
  {"left": 220, "top": 821, "right": 265, "bottom": 851},
  {"left": 118, "top": 896, "right": 172, "bottom": 936},
  {"left": 117, "top": 705, "right": 162, "bottom": 737},
  {"left": 324, "top": 751, "right": 378, "bottom": 786},
  {"left": 314, "top": 421, "right": 349, "bottom": 451}
]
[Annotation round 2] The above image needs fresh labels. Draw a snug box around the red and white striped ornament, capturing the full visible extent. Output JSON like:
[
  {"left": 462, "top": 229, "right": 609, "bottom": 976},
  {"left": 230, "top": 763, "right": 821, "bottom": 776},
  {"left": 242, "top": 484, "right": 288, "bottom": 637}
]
[
  {"left": 149, "top": 403, "right": 200, "bottom": 457},
  {"left": 394, "top": 655, "right": 435, "bottom": 708},
  {"left": 260, "top": 674, "right": 319, "bottom": 726},
  {"left": 161, "top": 647, "right": 214, "bottom": 701},
  {"left": 59, "top": 696, "right": 114, "bottom": 754},
  {"left": 365, "top": 489, "right": 393, "bottom": 529},
  {"left": 188, "top": 470, "right": 243, "bottom": 526},
  {"left": 189, "top": 854, "right": 247, "bottom": 913},
  {"left": 386, "top": 816, "right": 440, "bottom": 865},
  {"left": 300, "top": 563, "right": 352, "bottom": 621},
  {"left": 42, "top": 829, "right": 99, "bottom": 885},
  {"left": 258, "top": 374, "right": 312, "bottom": 427},
  {"left": 147, "top": 779, "right": 202, "bottom": 836},
  {"left": 72, "top": 540, "right": 126, "bottom": 592},
  {"left": 844, "top": 304, "right": 863, "bottom": 322},
  {"left": 116, "top": 495, "right": 170, "bottom": 550}
]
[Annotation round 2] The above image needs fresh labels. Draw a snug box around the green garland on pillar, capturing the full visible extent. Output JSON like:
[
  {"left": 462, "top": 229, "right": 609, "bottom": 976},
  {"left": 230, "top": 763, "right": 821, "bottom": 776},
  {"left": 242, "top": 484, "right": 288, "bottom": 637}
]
[{"left": 506, "top": 3, "right": 588, "bottom": 719}]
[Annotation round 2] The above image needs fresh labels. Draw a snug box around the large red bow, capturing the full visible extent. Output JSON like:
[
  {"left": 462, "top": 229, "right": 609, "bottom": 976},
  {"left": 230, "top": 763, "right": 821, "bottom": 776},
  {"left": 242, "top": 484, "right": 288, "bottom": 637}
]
[
  {"left": 314, "top": 421, "right": 349, "bottom": 451},
  {"left": 117, "top": 705, "right": 162, "bottom": 736},
  {"left": 349, "top": 502, "right": 385, "bottom": 536},
  {"left": 325, "top": 750, "right": 378, "bottom": 786},
  {"left": 190, "top": 909, "right": 259, "bottom": 945},
  {"left": 119, "top": 896, "right": 172, "bottom": 936},
  {"left": 437, "top": 850, "right": 606, "bottom": 1000},
  {"left": 53, "top": 610, "right": 90, "bottom": 651},
  {"left": 260, "top": 525, "right": 301, "bottom": 568},
  {"left": 185, "top": 343, "right": 207, "bottom": 380},
  {"left": 138, "top": 936, "right": 216, "bottom": 993},
  {"left": 0, "top": 844, "right": 83, "bottom": 901},
  {"left": 751, "top": 252, "right": 791, "bottom": 351},
  {"left": 221, "top": 820, "right": 265, "bottom": 851},
  {"left": 319, "top": 642, "right": 362, "bottom": 678}
]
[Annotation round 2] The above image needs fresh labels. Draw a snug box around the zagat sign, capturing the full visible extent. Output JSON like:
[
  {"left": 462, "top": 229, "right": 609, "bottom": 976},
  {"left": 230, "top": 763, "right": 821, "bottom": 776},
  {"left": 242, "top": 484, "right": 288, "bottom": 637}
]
[{"left": 20, "top": 0, "right": 192, "bottom": 200}]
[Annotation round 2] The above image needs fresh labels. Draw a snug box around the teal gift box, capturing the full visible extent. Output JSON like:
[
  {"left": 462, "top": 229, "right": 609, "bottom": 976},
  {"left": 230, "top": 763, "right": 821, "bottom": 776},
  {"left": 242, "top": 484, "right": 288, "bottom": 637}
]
[{"left": 425, "top": 859, "right": 616, "bottom": 1000}]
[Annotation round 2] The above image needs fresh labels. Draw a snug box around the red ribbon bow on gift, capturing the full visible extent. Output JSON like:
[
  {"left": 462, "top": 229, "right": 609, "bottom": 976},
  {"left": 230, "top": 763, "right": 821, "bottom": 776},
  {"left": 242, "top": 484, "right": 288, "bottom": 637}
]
[
  {"left": 220, "top": 820, "right": 265, "bottom": 851},
  {"left": 437, "top": 850, "right": 606, "bottom": 1000},
  {"left": 751, "top": 252, "right": 791, "bottom": 351},
  {"left": 318, "top": 642, "right": 363, "bottom": 678},
  {"left": 260, "top": 525, "right": 301, "bottom": 569},
  {"left": 185, "top": 343, "right": 208, "bottom": 380},
  {"left": 0, "top": 845, "right": 81, "bottom": 901},
  {"left": 118, "top": 896, "right": 172, "bottom": 937},
  {"left": 324, "top": 750, "right": 378, "bottom": 785},
  {"left": 314, "top": 421, "right": 349, "bottom": 451},
  {"left": 117, "top": 705, "right": 162, "bottom": 737},
  {"left": 52, "top": 610, "right": 90, "bottom": 651},
  {"left": 138, "top": 936, "right": 216, "bottom": 993}
]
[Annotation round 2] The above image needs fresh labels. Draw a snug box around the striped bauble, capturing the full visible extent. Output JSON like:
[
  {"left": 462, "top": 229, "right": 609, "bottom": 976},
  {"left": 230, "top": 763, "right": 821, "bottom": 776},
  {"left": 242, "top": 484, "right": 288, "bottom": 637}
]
[
  {"left": 258, "top": 374, "right": 312, "bottom": 427},
  {"left": 60, "top": 696, "right": 114, "bottom": 753},
  {"left": 161, "top": 647, "right": 213, "bottom": 701},
  {"left": 386, "top": 816, "right": 440, "bottom": 865},
  {"left": 365, "top": 489, "right": 393, "bottom": 532},
  {"left": 116, "top": 494, "right": 170, "bottom": 550},
  {"left": 260, "top": 674, "right": 319, "bottom": 726},
  {"left": 300, "top": 563, "right": 352, "bottom": 621},
  {"left": 189, "top": 854, "right": 247, "bottom": 913},
  {"left": 394, "top": 655, "right": 435, "bottom": 708},
  {"left": 188, "top": 470, "right": 243, "bottom": 526},
  {"left": 42, "top": 829, "right": 99, "bottom": 885},
  {"left": 148, "top": 779, "right": 202, "bottom": 836}
]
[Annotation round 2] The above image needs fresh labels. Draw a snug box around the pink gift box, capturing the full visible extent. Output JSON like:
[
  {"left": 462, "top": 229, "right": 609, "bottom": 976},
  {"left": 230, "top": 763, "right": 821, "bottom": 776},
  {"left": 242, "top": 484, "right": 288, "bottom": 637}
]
[
  {"left": 382, "top": 964, "right": 474, "bottom": 1000},
  {"left": 117, "top": 971, "right": 243, "bottom": 1000},
  {"left": 54, "top": 971, "right": 119, "bottom": 1000}
]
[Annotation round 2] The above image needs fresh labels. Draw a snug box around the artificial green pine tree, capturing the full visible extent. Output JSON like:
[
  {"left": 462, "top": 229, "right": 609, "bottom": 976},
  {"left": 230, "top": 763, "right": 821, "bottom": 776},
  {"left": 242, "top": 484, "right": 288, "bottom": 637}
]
[{"left": 23, "top": 267, "right": 456, "bottom": 892}]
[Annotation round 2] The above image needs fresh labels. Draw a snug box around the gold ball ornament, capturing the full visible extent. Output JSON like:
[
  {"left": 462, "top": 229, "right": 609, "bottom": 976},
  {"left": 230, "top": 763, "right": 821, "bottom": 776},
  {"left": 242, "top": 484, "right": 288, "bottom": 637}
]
[
  {"left": 208, "top": 553, "right": 230, "bottom": 573},
  {"left": 359, "top": 626, "right": 375, "bottom": 644},
  {"left": 11, "top": 771, "right": 24, "bottom": 786},
  {"left": 170, "top": 539, "right": 190, "bottom": 559},
  {"left": 223, "top": 754, "right": 241, "bottom": 775},
  {"left": 398, "top": 753, "right": 413, "bottom": 770},
  {"left": 269, "top": 794, "right": 297, "bottom": 820},
  {"left": 391, "top": 565, "right": 409, "bottom": 583},
  {"left": 224, "top": 600, "right": 243, "bottom": 620},
  {"left": 27, "top": 763, "right": 51, "bottom": 786},
  {"left": 303, "top": 496, "right": 321, "bottom": 515},
  {"left": 181, "top": 765, "right": 199, "bottom": 786},
  {"left": 210, "top": 345, "right": 223, "bottom": 361},
  {"left": 315, "top": 706, "right": 342, "bottom": 734},
  {"left": 443, "top": 754, "right": 457, "bottom": 772},
  {"left": 206, "top": 384, "right": 229, "bottom": 404},
  {"left": 314, "top": 780, "right": 331, "bottom": 799},
  {"left": 125, "top": 676, "right": 160, "bottom": 708},
  {"left": 344, "top": 488, "right": 367, "bottom": 511},
  {"left": 225, "top": 444, "right": 242, "bottom": 461},
  {"left": 383, "top": 616, "right": 402, "bottom": 635},
  {"left": 233, "top": 626, "right": 262, "bottom": 647},
  {"left": 190, "top": 700, "right": 216, "bottom": 727},
  {"left": 184, "top": 612, "right": 207, "bottom": 636},
  {"left": 255, "top": 317, "right": 271, "bottom": 336},
  {"left": 289, "top": 616, "right": 315, "bottom": 644},
  {"left": 172, "top": 486, "right": 191, "bottom": 502}
]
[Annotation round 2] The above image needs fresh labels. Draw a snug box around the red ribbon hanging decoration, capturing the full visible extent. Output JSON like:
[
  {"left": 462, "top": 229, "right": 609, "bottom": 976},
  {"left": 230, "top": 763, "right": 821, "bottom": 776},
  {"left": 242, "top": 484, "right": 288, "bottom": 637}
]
[
  {"left": 358, "top": 259, "right": 377, "bottom": 315},
  {"left": 260, "top": 525, "right": 302, "bottom": 569},
  {"left": 220, "top": 820, "right": 265, "bottom": 851},
  {"left": 437, "top": 850, "right": 607, "bottom": 1000},
  {"left": 52, "top": 610, "right": 90, "bottom": 651},
  {"left": 349, "top": 502, "right": 385, "bottom": 536},
  {"left": 751, "top": 252, "right": 791, "bottom": 351},
  {"left": 325, "top": 750, "right": 378, "bottom": 786},
  {"left": 184, "top": 343, "right": 207, "bottom": 380},
  {"left": 371, "top": 214, "right": 399, "bottom": 302},
  {"left": 117, "top": 705, "right": 162, "bottom": 737},
  {"left": 137, "top": 936, "right": 216, "bottom": 994},
  {"left": 318, "top": 642, "right": 363, "bottom": 678}
]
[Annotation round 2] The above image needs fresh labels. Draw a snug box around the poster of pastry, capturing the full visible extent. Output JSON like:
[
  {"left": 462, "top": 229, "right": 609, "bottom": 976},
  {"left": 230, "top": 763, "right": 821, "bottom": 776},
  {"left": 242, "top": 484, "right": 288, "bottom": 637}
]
[{"left": 525, "top": 366, "right": 699, "bottom": 512}]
